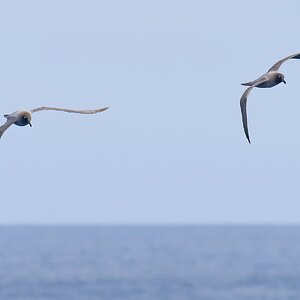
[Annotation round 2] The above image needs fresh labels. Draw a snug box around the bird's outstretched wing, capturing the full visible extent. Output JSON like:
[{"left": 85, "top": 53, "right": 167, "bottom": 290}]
[
  {"left": 268, "top": 52, "right": 300, "bottom": 72},
  {"left": 240, "top": 78, "right": 269, "bottom": 143},
  {"left": 30, "top": 106, "right": 109, "bottom": 114},
  {"left": 0, "top": 117, "right": 16, "bottom": 138}
]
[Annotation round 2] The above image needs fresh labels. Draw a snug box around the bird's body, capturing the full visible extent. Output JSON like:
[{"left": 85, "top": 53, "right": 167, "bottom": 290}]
[
  {"left": 0, "top": 106, "right": 109, "bottom": 139},
  {"left": 241, "top": 72, "right": 285, "bottom": 88},
  {"left": 4, "top": 111, "right": 32, "bottom": 126},
  {"left": 240, "top": 52, "right": 300, "bottom": 143}
]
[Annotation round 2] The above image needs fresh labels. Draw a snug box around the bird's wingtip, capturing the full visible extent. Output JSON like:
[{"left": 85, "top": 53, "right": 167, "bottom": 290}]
[{"left": 246, "top": 135, "right": 251, "bottom": 144}]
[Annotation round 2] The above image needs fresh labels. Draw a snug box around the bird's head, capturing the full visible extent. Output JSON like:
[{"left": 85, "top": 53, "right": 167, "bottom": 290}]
[
  {"left": 14, "top": 111, "right": 32, "bottom": 127},
  {"left": 22, "top": 112, "right": 32, "bottom": 127},
  {"left": 277, "top": 73, "right": 286, "bottom": 84}
]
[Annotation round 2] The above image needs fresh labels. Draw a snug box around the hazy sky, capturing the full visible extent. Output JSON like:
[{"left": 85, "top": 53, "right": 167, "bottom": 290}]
[{"left": 1, "top": 0, "right": 300, "bottom": 224}]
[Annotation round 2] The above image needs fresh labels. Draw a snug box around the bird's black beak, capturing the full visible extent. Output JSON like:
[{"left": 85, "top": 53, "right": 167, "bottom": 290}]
[
  {"left": 283, "top": 79, "right": 286, "bottom": 84},
  {"left": 29, "top": 121, "right": 32, "bottom": 127}
]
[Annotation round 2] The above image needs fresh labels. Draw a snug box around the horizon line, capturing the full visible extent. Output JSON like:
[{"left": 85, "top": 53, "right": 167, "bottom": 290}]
[{"left": 1, "top": 222, "right": 300, "bottom": 226}]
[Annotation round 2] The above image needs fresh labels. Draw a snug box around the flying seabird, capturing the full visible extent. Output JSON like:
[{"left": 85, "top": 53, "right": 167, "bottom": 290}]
[
  {"left": 240, "top": 52, "right": 300, "bottom": 143},
  {"left": 0, "top": 106, "right": 109, "bottom": 139}
]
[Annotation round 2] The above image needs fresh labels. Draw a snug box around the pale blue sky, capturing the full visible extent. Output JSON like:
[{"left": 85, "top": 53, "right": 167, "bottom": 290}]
[{"left": 1, "top": 0, "right": 300, "bottom": 223}]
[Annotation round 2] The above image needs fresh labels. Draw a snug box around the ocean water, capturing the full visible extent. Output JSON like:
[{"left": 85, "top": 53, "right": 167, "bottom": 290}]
[{"left": 0, "top": 226, "right": 300, "bottom": 300}]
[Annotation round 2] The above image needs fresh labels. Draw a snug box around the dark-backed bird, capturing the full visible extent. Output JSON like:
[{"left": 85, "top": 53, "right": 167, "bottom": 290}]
[
  {"left": 0, "top": 106, "right": 109, "bottom": 139},
  {"left": 240, "top": 52, "right": 300, "bottom": 143}
]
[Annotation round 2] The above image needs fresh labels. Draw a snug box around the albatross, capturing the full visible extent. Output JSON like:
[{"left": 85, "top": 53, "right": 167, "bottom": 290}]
[
  {"left": 240, "top": 52, "right": 300, "bottom": 143},
  {"left": 0, "top": 106, "right": 109, "bottom": 139}
]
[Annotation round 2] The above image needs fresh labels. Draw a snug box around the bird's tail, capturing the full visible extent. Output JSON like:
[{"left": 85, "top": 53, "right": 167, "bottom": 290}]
[{"left": 241, "top": 82, "right": 253, "bottom": 87}]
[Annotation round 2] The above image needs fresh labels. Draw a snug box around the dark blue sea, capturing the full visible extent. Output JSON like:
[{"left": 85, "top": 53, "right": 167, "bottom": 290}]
[{"left": 0, "top": 225, "right": 300, "bottom": 300}]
